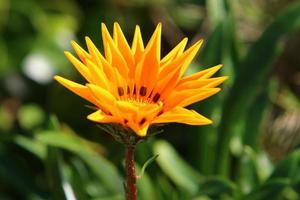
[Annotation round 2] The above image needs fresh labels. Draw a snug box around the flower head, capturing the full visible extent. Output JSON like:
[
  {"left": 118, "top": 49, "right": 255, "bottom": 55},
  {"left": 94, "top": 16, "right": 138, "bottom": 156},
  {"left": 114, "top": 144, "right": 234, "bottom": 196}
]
[{"left": 54, "top": 23, "right": 227, "bottom": 137}]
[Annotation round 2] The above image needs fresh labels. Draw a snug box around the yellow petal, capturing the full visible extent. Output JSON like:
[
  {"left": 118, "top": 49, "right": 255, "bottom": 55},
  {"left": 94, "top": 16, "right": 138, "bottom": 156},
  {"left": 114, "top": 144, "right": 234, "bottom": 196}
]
[
  {"left": 131, "top": 25, "right": 144, "bottom": 64},
  {"left": 151, "top": 67, "right": 181, "bottom": 102},
  {"left": 164, "top": 88, "right": 221, "bottom": 110},
  {"left": 71, "top": 40, "right": 91, "bottom": 63},
  {"left": 159, "top": 39, "right": 203, "bottom": 79},
  {"left": 135, "top": 125, "right": 149, "bottom": 137},
  {"left": 86, "top": 84, "right": 117, "bottom": 114},
  {"left": 87, "top": 110, "right": 120, "bottom": 123},
  {"left": 160, "top": 38, "right": 188, "bottom": 67},
  {"left": 137, "top": 103, "right": 162, "bottom": 122},
  {"left": 179, "top": 64, "right": 223, "bottom": 84},
  {"left": 117, "top": 101, "right": 138, "bottom": 112},
  {"left": 175, "top": 76, "right": 228, "bottom": 90},
  {"left": 54, "top": 76, "right": 98, "bottom": 105},
  {"left": 135, "top": 23, "right": 161, "bottom": 97},
  {"left": 85, "top": 59, "right": 110, "bottom": 91},
  {"left": 113, "top": 22, "right": 134, "bottom": 69},
  {"left": 154, "top": 40, "right": 203, "bottom": 99},
  {"left": 85, "top": 36, "right": 104, "bottom": 68},
  {"left": 128, "top": 122, "right": 149, "bottom": 137},
  {"left": 153, "top": 107, "right": 212, "bottom": 125},
  {"left": 101, "top": 23, "right": 129, "bottom": 79},
  {"left": 64, "top": 51, "right": 92, "bottom": 82},
  {"left": 84, "top": 36, "right": 115, "bottom": 81}
]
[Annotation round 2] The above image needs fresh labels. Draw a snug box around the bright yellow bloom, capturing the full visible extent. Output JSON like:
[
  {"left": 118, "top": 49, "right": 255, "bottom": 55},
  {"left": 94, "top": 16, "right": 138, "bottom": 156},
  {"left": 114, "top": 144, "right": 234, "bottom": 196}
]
[{"left": 54, "top": 23, "right": 227, "bottom": 137}]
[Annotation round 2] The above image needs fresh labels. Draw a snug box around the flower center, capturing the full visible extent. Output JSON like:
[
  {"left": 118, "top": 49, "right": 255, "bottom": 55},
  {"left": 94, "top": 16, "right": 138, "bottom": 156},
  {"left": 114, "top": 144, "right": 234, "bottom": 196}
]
[{"left": 117, "top": 85, "right": 161, "bottom": 104}]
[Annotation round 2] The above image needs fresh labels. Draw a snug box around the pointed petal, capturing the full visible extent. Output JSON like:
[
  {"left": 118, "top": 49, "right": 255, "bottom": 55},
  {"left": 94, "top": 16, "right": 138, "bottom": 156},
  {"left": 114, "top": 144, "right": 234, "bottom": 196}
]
[
  {"left": 85, "top": 35, "right": 115, "bottom": 82},
  {"left": 159, "top": 39, "right": 203, "bottom": 79},
  {"left": 116, "top": 101, "right": 138, "bottom": 124},
  {"left": 85, "top": 36, "right": 105, "bottom": 68},
  {"left": 71, "top": 40, "right": 91, "bottom": 63},
  {"left": 179, "top": 64, "right": 223, "bottom": 84},
  {"left": 86, "top": 84, "right": 118, "bottom": 114},
  {"left": 131, "top": 25, "right": 144, "bottom": 63},
  {"left": 164, "top": 88, "right": 221, "bottom": 110},
  {"left": 54, "top": 76, "right": 98, "bottom": 105},
  {"left": 85, "top": 59, "right": 111, "bottom": 90},
  {"left": 151, "top": 67, "right": 181, "bottom": 102},
  {"left": 64, "top": 51, "right": 92, "bottom": 82},
  {"left": 160, "top": 38, "right": 188, "bottom": 67},
  {"left": 87, "top": 110, "right": 120, "bottom": 123},
  {"left": 153, "top": 107, "right": 212, "bottom": 125},
  {"left": 101, "top": 23, "right": 113, "bottom": 62},
  {"left": 101, "top": 23, "right": 129, "bottom": 79},
  {"left": 136, "top": 23, "right": 161, "bottom": 97},
  {"left": 155, "top": 40, "right": 204, "bottom": 99},
  {"left": 113, "top": 22, "right": 134, "bottom": 69},
  {"left": 176, "top": 76, "right": 228, "bottom": 90},
  {"left": 128, "top": 122, "right": 149, "bottom": 137}
]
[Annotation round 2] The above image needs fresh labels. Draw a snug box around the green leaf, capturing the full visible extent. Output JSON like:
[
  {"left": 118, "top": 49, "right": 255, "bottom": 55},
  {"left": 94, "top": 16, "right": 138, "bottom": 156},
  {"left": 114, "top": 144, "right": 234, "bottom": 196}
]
[
  {"left": 137, "top": 154, "right": 159, "bottom": 179},
  {"left": 78, "top": 152, "right": 123, "bottom": 194},
  {"left": 242, "top": 89, "right": 269, "bottom": 149},
  {"left": 136, "top": 164, "right": 158, "bottom": 200},
  {"left": 270, "top": 150, "right": 300, "bottom": 180},
  {"left": 36, "top": 131, "right": 123, "bottom": 195},
  {"left": 68, "top": 159, "right": 91, "bottom": 200},
  {"left": 36, "top": 131, "right": 96, "bottom": 155},
  {"left": 195, "top": 13, "right": 238, "bottom": 175},
  {"left": 242, "top": 178, "right": 290, "bottom": 200},
  {"left": 46, "top": 147, "right": 68, "bottom": 200},
  {"left": 153, "top": 140, "right": 203, "bottom": 194},
  {"left": 206, "top": 0, "right": 227, "bottom": 29},
  {"left": 14, "top": 135, "right": 46, "bottom": 160},
  {"left": 198, "top": 177, "right": 236, "bottom": 198},
  {"left": 215, "top": 1, "right": 300, "bottom": 177},
  {"left": 0, "top": 149, "right": 47, "bottom": 199}
]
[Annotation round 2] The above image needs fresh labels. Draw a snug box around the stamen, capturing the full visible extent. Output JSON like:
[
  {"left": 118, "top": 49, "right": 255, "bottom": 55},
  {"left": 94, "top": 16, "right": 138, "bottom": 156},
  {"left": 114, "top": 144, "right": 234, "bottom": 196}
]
[
  {"left": 139, "top": 86, "right": 147, "bottom": 96},
  {"left": 139, "top": 118, "right": 146, "bottom": 125},
  {"left": 118, "top": 87, "right": 124, "bottom": 96},
  {"left": 124, "top": 119, "right": 128, "bottom": 124},
  {"left": 153, "top": 93, "right": 160, "bottom": 103},
  {"left": 157, "top": 110, "right": 163, "bottom": 116},
  {"left": 133, "top": 85, "right": 136, "bottom": 95},
  {"left": 148, "top": 90, "right": 153, "bottom": 98},
  {"left": 127, "top": 86, "right": 130, "bottom": 94}
]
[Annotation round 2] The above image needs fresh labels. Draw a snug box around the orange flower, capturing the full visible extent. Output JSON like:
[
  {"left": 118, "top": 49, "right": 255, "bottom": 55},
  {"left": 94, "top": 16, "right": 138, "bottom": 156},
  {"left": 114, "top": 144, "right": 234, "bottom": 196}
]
[{"left": 54, "top": 23, "right": 227, "bottom": 137}]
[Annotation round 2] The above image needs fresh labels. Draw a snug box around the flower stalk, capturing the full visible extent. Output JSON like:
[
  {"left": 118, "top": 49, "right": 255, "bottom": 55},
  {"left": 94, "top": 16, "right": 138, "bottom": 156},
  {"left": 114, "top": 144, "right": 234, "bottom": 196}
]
[{"left": 125, "top": 145, "right": 137, "bottom": 200}]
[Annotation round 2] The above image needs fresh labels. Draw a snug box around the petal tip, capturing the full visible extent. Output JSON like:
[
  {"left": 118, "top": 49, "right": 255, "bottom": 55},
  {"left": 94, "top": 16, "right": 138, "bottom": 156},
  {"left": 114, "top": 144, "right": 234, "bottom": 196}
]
[
  {"left": 64, "top": 51, "right": 72, "bottom": 57},
  {"left": 101, "top": 23, "right": 108, "bottom": 31},
  {"left": 136, "top": 128, "right": 148, "bottom": 137},
  {"left": 53, "top": 75, "right": 61, "bottom": 81},
  {"left": 113, "top": 22, "right": 120, "bottom": 28}
]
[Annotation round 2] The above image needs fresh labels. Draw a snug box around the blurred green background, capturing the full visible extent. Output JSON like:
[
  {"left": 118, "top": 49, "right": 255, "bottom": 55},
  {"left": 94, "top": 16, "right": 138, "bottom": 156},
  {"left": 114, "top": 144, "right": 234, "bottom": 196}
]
[{"left": 1, "top": 0, "right": 300, "bottom": 199}]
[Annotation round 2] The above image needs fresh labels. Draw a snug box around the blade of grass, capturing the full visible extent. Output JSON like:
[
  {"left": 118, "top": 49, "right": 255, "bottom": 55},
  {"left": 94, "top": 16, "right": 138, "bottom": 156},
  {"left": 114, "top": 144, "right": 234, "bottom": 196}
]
[
  {"left": 215, "top": 2, "right": 300, "bottom": 177},
  {"left": 195, "top": 14, "right": 239, "bottom": 175},
  {"left": 153, "top": 140, "right": 203, "bottom": 195}
]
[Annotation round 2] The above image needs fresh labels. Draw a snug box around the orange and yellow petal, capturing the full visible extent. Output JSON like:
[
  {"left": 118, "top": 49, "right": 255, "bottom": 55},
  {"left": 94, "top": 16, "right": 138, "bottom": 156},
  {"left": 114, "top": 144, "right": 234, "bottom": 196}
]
[
  {"left": 153, "top": 106, "right": 212, "bottom": 125},
  {"left": 179, "top": 64, "right": 223, "bottom": 84},
  {"left": 164, "top": 88, "right": 221, "bottom": 110},
  {"left": 87, "top": 110, "right": 121, "bottom": 123},
  {"left": 175, "top": 76, "right": 228, "bottom": 90},
  {"left": 160, "top": 38, "right": 188, "bottom": 67},
  {"left": 54, "top": 76, "right": 98, "bottom": 105}
]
